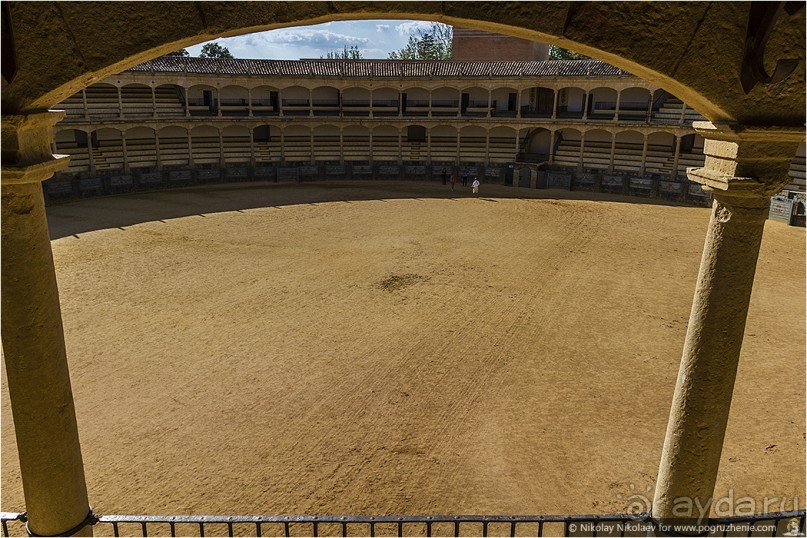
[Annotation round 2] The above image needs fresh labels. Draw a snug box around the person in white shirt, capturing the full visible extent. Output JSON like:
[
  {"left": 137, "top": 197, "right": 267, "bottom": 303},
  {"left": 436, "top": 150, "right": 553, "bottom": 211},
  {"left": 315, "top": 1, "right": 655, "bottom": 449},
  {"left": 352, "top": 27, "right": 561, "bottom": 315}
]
[{"left": 472, "top": 177, "right": 480, "bottom": 196}]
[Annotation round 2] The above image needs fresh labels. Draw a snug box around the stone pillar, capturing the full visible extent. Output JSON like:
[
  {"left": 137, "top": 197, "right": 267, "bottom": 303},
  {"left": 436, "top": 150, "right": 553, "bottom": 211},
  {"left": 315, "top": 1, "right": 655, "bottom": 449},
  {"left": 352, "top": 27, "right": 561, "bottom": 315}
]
[
  {"left": 368, "top": 131, "right": 373, "bottom": 163},
  {"left": 1, "top": 111, "right": 92, "bottom": 537},
  {"left": 652, "top": 122, "right": 804, "bottom": 535},
  {"left": 640, "top": 135, "right": 649, "bottom": 175},
  {"left": 278, "top": 89, "right": 284, "bottom": 117},
  {"left": 184, "top": 86, "right": 190, "bottom": 118},
  {"left": 216, "top": 88, "right": 222, "bottom": 117},
  {"left": 249, "top": 129, "right": 256, "bottom": 168},
  {"left": 309, "top": 89, "right": 314, "bottom": 117},
  {"left": 398, "top": 131, "right": 403, "bottom": 165},
  {"left": 578, "top": 131, "right": 586, "bottom": 171},
  {"left": 369, "top": 89, "right": 374, "bottom": 119},
  {"left": 551, "top": 89, "right": 558, "bottom": 120},
  {"left": 154, "top": 129, "right": 162, "bottom": 171},
  {"left": 582, "top": 91, "right": 590, "bottom": 121},
  {"left": 187, "top": 132, "right": 194, "bottom": 167},
  {"left": 679, "top": 102, "right": 687, "bottom": 125},
  {"left": 279, "top": 130, "right": 285, "bottom": 163},
  {"left": 219, "top": 130, "right": 225, "bottom": 168},
  {"left": 121, "top": 135, "right": 129, "bottom": 173},
  {"left": 151, "top": 86, "right": 157, "bottom": 119},
  {"left": 248, "top": 88, "right": 253, "bottom": 118},
  {"left": 613, "top": 90, "right": 622, "bottom": 122},
  {"left": 309, "top": 131, "right": 315, "bottom": 164},
  {"left": 486, "top": 90, "right": 492, "bottom": 118},
  {"left": 647, "top": 90, "right": 655, "bottom": 122},
  {"left": 117, "top": 86, "right": 123, "bottom": 119},
  {"left": 548, "top": 130, "right": 555, "bottom": 164},
  {"left": 516, "top": 91, "right": 522, "bottom": 118},
  {"left": 86, "top": 132, "right": 96, "bottom": 176},
  {"left": 609, "top": 134, "right": 617, "bottom": 172},
  {"left": 82, "top": 89, "right": 89, "bottom": 120},
  {"left": 670, "top": 135, "right": 682, "bottom": 179},
  {"left": 339, "top": 130, "right": 345, "bottom": 165},
  {"left": 457, "top": 89, "right": 462, "bottom": 118},
  {"left": 428, "top": 90, "right": 433, "bottom": 118}
]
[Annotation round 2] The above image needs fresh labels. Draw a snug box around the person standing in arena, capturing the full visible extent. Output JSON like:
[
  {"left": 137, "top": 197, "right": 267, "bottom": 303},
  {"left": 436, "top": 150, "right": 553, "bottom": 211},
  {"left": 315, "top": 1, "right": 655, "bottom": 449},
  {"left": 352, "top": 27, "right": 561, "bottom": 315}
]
[
  {"left": 441, "top": 167, "right": 447, "bottom": 185},
  {"left": 462, "top": 167, "right": 469, "bottom": 187},
  {"left": 472, "top": 177, "right": 480, "bottom": 197},
  {"left": 450, "top": 172, "right": 457, "bottom": 190}
]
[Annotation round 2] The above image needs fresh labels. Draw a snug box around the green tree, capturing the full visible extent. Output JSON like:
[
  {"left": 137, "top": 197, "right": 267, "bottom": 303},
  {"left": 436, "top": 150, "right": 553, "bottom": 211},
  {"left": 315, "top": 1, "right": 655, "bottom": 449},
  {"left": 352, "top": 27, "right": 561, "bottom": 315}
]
[
  {"left": 388, "top": 23, "right": 452, "bottom": 60},
  {"left": 167, "top": 49, "right": 190, "bottom": 57},
  {"left": 200, "top": 42, "right": 234, "bottom": 59},
  {"left": 321, "top": 45, "right": 364, "bottom": 59},
  {"left": 548, "top": 45, "right": 589, "bottom": 61}
]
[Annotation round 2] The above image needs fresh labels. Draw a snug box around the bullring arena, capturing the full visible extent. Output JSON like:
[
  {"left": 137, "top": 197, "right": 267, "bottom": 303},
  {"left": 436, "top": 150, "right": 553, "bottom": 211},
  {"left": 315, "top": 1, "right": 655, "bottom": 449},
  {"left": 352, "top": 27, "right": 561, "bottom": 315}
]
[{"left": 2, "top": 179, "right": 805, "bottom": 534}]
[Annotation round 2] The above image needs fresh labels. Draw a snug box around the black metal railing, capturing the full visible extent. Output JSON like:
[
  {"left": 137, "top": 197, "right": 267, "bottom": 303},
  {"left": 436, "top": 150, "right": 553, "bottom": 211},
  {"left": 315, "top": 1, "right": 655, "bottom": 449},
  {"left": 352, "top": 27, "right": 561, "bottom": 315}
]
[{"left": 2, "top": 510, "right": 803, "bottom": 537}]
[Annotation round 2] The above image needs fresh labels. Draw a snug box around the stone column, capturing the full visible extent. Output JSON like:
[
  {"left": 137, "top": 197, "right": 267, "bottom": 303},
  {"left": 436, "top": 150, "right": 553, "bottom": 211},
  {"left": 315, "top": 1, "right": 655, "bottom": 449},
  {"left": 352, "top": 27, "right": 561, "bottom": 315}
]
[
  {"left": 184, "top": 86, "right": 190, "bottom": 118},
  {"left": 279, "top": 130, "right": 285, "bottom": 163},
  {"left": 154, "top": 129, "right": 162, "bottom": 171},
  {"left": 516, "top": 91, "right": 522, "bottom": 118},
  {"left": 640, "top": 135, "right": 649, "bottom": 175},
  {"left": 670, "top": 135, "right": 682, "bottom": 179},
  {"left": 428, "top": 90, "right": 433, "bottom": 118},
  {"left": 548, "top": 130, "right": 556, "bottom": 164},
  {"left": 187, "top": 131, "right": 194, "bottom": 166},
  {"left": 457, "top": 89, "right": 462, "bottom": 118},
  {"left": 121, "top": 135, "right": 129, "bottom": 173},
  {"left": 551, "top": 89, "right": 558, "bottom": 120},
  {"left": 117, "top": 86, "right": 123, "bottom": 119},
  {"left": 647, "top": 90, "right": 655, "bottom": 123},
  {"left": 248, "top": 88, "right": 253, "bottom": 118},
  {"left": 86, "top": 132, "right": 96, "bottom": 176},
  {"left": 398, "top": 131, "right": 403, "bottom": 165},
  {"left": 339, "top": 130, "right": 345, "bottom": 165},
  {"left": 309, "top": 89, "right": 314, "bottom": 117},
  {"left": 582, "top": 91, "right": 590, "bottom": 121},
  {"left": 368, "top": 131, "right": 373, "bottom": 163},
  {"left": 1, "top": 111, "right": 93, "bottom": 537},
  {"left": 278, "top": 89, "right": 284, "bottom": 117},
  {"left": 578, "top": 131, "right": 586, "bottom": 171},
  {"left": 219, "top": 130, "right": 225, "bottom": 167},
  {"left": 652, "top": 122, "right": 803, "bottom": 535},
  {"left": 679, "top": 102, "right": 687, "bottom": 125},
  {"left": 609, "top": 134, "right": 617, "bottom": 172},
  {"left": 216, "top": 88, "right": 222, "bottom": 117},
  {"left": 151, "top": 86, "right": 157, "bottom": 118},
  {"left": 82, "top": 89, "right": 89, "bottom": 120},
  {"left": 486, "top": 90, "right": 492, "bottom": 118},
  {"left": 613, "top": 89, "right": 622, "bottom": 122},
  {"left": 249, "top": 129, "right": 256, "bottom": 168}
]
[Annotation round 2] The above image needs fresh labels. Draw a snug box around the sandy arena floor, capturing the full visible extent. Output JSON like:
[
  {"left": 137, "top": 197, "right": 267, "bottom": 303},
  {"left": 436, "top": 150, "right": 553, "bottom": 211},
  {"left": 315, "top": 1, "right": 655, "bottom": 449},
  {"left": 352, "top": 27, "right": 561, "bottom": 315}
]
[{"left": 2, "top": 181, "right": 805, "bottom": 524}]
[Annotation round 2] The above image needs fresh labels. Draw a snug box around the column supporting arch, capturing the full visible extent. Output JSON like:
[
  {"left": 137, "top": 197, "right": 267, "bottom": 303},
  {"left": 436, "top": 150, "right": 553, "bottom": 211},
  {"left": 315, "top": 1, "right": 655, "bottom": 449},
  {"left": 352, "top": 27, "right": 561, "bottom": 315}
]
[
  {"left": 640, "top": 134, "right": 649, "bottom": 175},
  {"left": 1, "top": 111, "right": 92, "bottom": 538},
  {"left": 652, "top": 123, "right": 804, "bottom": 534}
]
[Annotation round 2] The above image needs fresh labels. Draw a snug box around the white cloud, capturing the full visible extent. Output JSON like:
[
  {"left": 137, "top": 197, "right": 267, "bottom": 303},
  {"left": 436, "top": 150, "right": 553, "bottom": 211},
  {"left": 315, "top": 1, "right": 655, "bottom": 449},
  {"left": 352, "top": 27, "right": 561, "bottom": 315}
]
[
  {"left": 376, "top": 24, "right": 390, "bottom": 32},
  {"left": 263, "top": 28, "right": 370, "bottom": 47},
  {"left": 395, "top": 21, "right": 434, "bottom": 36}
]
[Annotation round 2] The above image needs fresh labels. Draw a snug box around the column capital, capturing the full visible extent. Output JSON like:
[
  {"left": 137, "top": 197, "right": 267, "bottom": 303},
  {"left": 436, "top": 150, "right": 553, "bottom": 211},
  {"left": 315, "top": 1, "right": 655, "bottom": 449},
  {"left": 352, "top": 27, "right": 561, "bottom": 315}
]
[
  {"left": 687, "top": 121, "right": 805, "bottom": 200},
  {"left": 2, "top": 111, "right": 70, "bottom": 185}
]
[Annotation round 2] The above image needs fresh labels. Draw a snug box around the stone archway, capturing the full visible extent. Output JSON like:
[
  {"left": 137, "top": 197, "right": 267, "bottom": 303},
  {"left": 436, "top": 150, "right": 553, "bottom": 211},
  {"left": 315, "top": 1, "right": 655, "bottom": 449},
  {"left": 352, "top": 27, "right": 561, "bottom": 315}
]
[{"left": 1, "top": 3, "right": 805, "bottom": 536}]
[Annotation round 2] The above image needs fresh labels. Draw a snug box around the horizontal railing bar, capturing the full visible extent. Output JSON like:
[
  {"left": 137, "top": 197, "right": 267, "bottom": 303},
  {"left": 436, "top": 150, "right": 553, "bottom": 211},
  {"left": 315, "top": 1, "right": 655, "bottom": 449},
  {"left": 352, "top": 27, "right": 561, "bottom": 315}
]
[{"left": 90, "top": 514, "right": 652, "bottom": 524}]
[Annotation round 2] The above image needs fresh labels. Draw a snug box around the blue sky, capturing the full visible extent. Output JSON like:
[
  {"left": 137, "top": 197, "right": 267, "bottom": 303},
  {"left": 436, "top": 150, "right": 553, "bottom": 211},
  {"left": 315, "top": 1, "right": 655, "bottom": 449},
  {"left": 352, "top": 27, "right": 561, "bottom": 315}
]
[{"left": 186, "top": 20, "right": 440, "bottom": 60}]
